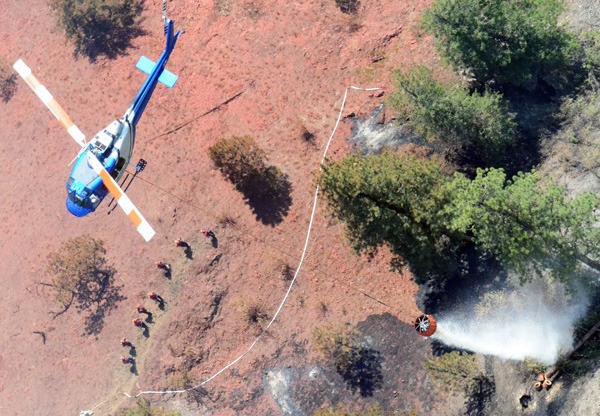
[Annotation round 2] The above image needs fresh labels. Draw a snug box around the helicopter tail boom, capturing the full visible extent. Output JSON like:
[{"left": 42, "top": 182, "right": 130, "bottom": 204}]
[{"left": 124, "top": 17, "right": 181, "bottom": 127}]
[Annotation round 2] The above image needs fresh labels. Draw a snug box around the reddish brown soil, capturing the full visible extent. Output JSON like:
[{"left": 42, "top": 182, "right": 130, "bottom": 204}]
[{"left": 0, "top": 0, "right": 438, "bottom": 414}]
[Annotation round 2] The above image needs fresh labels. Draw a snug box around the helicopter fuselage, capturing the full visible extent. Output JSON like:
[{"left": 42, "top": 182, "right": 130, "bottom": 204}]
[
  {"left": 66, "top": 119, "right": 134, "bottom": 217},
  {"left": 64, "top": 18, "right": 180, "bottom": 217}
]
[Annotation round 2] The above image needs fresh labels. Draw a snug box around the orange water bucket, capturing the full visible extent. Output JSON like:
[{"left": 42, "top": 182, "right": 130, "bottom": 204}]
[{"left": 414, "top": 314, "right": 437, "bottom": 337}]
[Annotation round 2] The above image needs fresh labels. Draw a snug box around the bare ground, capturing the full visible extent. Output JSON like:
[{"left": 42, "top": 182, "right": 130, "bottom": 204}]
[{"left": 0, "top": 0, "right": 441, "bottom": 414}]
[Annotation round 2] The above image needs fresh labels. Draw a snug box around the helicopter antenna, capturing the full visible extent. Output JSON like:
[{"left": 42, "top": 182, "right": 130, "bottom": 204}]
[{"left": 163, "top": 0, "right": 168, "bottom": 34}]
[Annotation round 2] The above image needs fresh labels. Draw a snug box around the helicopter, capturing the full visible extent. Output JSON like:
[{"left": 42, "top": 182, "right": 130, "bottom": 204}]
[{"left": 13, "top": 16, "right": 181, "bottom": 242}]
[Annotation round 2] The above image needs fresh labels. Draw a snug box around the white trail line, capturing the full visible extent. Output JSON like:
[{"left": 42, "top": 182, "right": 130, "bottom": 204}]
[{"left": 125, "top": 85, "right": 381, "bottom": 398}]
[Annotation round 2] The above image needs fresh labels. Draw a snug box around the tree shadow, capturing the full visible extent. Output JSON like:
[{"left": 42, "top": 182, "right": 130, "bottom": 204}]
[
  {"left": 65, "top": 1, "right": 147, "bottom": 63},
  {"left": 75, "top": 265, "right": 126, "bottom": 336},
  {"left": 465, "top": 375, "right": 496, "bottom": 415},
  {"left": 187, "top": 386, "right": 212, "bottom": 405},
  {"left": 337, "top": 346, "right": 384, "bottom": 397},
  {"left": 240, "top": 168, "right": 293, "bottom": 226}
]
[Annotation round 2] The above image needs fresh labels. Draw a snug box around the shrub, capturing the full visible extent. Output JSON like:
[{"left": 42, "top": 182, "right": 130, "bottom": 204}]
[
  {"left": 45, "top": 235, "right": 113, "bottom": 313},
  {"left": 424, "top": 351, "right": 480, "bottom": 392},
  {"left": 335, "top": 0, "right": 359, "bottom": 14},
  {"left": 208, "top": 136, "right": 269, "bottom": 193},
  {"left": 50, "top": 0, "right": 144, "bottom": 61},
  {"left": 167, "top": 369, "right": 194, "bottom": 390},
  {"left": 116, "top": 398, "right": 181, "bottom": 416},
  {"left": 521, "top": 357, "right": 547, "bottom": 378},
  {"left": 0, "top": 58, "right": 17, "bottom": 102},
  {"left": 243, "top": 303, "right": 269, "bottom": 327},
  {"left": 312, "top": 323, "right": 362, "bottom": 372}
]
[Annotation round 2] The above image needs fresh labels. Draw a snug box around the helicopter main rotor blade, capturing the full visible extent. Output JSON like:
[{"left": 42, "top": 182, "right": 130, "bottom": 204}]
[
  {"left": 87, "top": 155, "right": 156, "bottom": 242},
  {"left": 13, "top": 59, "right": 87, "bottom": 148}
]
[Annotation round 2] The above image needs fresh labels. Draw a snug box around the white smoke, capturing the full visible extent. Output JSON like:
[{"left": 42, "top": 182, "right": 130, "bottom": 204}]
[{"left": 432, "top": 278, "right": 589, "bottom": 365}]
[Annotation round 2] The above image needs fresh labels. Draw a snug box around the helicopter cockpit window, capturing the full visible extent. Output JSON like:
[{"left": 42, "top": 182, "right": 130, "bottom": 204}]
[{"left": 68, "top": 192, "right": 88, "bottom": 207}]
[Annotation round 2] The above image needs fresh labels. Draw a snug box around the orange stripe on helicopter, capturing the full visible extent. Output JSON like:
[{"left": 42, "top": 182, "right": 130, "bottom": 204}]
[
  {"left": 98, "top": 169, "right": 123, "bottom": 199},
  {"left": 24, "top": 73, "right": 42, "bottom": 92},
  {"left": 47, "top": 100, "right": 74, "bottom": 129},
  {"left": 128, "top": 211, "right": 143, "bottom": 227}
]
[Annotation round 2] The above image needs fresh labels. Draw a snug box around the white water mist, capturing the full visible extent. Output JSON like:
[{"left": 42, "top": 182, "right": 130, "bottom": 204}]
[{"left": 432, "top": 279, "right": 588, "bottom": 365}]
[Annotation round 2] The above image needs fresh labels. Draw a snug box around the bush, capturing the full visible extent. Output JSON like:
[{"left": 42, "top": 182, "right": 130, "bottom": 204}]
[
  {"left": 335, "top": 0, "right": 359, "bottom": 14},
  {"left": 243, "top": 303, "right": 269, "bottom": 327},
  {"left": 422, "top": 0, "right": 582, "bottom": 92},
  {"left": 116, "top": 398, "right": 181, "bottom": 416},
  {"left": 50, "top": 0, "right": 144, "bottom": 61},
  {"left": 209, "top": 136, "right": 267, "bottom": 188},
  {"left": 424, "top": 351, "right": 481, "bottom": 392},
  {"left": 389, "top": 67, "right": 517, "bottom": 167},
  {"left": 209, "top": 136, "right": 292, "bottom": 225},
  {"left": 312, "top": 323, "right": 363, "bottom": 373},
  {"left": 521, "top": 357, "right": 547, "bottom": 378},
  {"left": 0, "top": 59, "right": 17, "bottom": 103},
  {"left": 167, "top": 369, "right": 194, "bottom": 390},
  {"left": 314, "top": 404, "right": 409, "bottom": 416}
]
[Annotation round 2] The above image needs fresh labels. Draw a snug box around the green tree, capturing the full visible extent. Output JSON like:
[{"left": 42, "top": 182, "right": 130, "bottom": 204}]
[
  {"left": 208, "top": 136, "right": 269, "bottom": 193},
  {"left": 422, "top": 0, "right": 582, "bottom": 91},
  {"left": 209, "top": 136, "right": 292, "bottom": 225},
  {"left": 424, "top": 351, "right": 480, "bottom": 392},
  {"left": 50, "top": 0, "right": 144, "bottom": 61},
  {"left": 445, "top": 168, "right": 600, "bottom": 279},
  {"left": 319, "top": 151, "right": 459, "bottom": 281},
  {"left": 44, "top": 235, "right": 123, "bottom": 335},
  {"left": 389, "top": 67, "right": 517, "bottom": 167}
]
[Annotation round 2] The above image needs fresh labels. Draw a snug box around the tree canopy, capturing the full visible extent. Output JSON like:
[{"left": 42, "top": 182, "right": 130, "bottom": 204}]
[
  {"left": 389, "top": 67, "right": 517, "bottom": 167},
  {"left": 445, "top": 168, "right": 600, "bottom": 280},
  {"left": 51, "top": 0, "right": 144, "bottom": 61},
  {"left": 422, "top": 0, "right": 582, "bottom": 91},
  {"left": 44, "top": 235, "right": 123, "bottom": 334},
  {"left": 319, "top": 151, "right": 460, "bottom": 281},
  {"left": 319, "top": 152, "right": 600, "bottom": 282}
]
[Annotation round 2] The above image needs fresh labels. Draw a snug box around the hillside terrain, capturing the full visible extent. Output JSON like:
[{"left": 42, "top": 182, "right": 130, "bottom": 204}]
[{"left": 2, "top": 0, "right": 599, "bottom": 415}]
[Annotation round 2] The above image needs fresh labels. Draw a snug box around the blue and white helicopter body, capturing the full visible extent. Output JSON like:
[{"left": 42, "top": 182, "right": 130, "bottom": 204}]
[
  {"left": 14, "top": 17, "right": 181, "bottom": 241},
  {"left": 67, "top": 18, "right": 181, "bottom": 218}
]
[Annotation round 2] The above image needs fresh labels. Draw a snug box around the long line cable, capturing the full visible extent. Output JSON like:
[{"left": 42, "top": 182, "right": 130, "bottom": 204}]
[{"left": 125, "top": 85, "right": 382, "bottom": 398}]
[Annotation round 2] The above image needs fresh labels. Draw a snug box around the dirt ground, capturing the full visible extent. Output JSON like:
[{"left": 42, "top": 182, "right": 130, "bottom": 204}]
[{"left": 0, "top": 0, "right": 443, "bottom": 415}]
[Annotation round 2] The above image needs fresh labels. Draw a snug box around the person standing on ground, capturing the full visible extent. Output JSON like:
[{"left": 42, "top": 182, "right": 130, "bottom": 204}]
[{"left": 136, "top": 304, "right": 153, "bottom": 318}]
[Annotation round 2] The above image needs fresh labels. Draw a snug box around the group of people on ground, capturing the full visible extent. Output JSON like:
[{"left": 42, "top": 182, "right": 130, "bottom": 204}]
[{"left": 120, "top": 229, "right": 215, "bottom": 366}]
